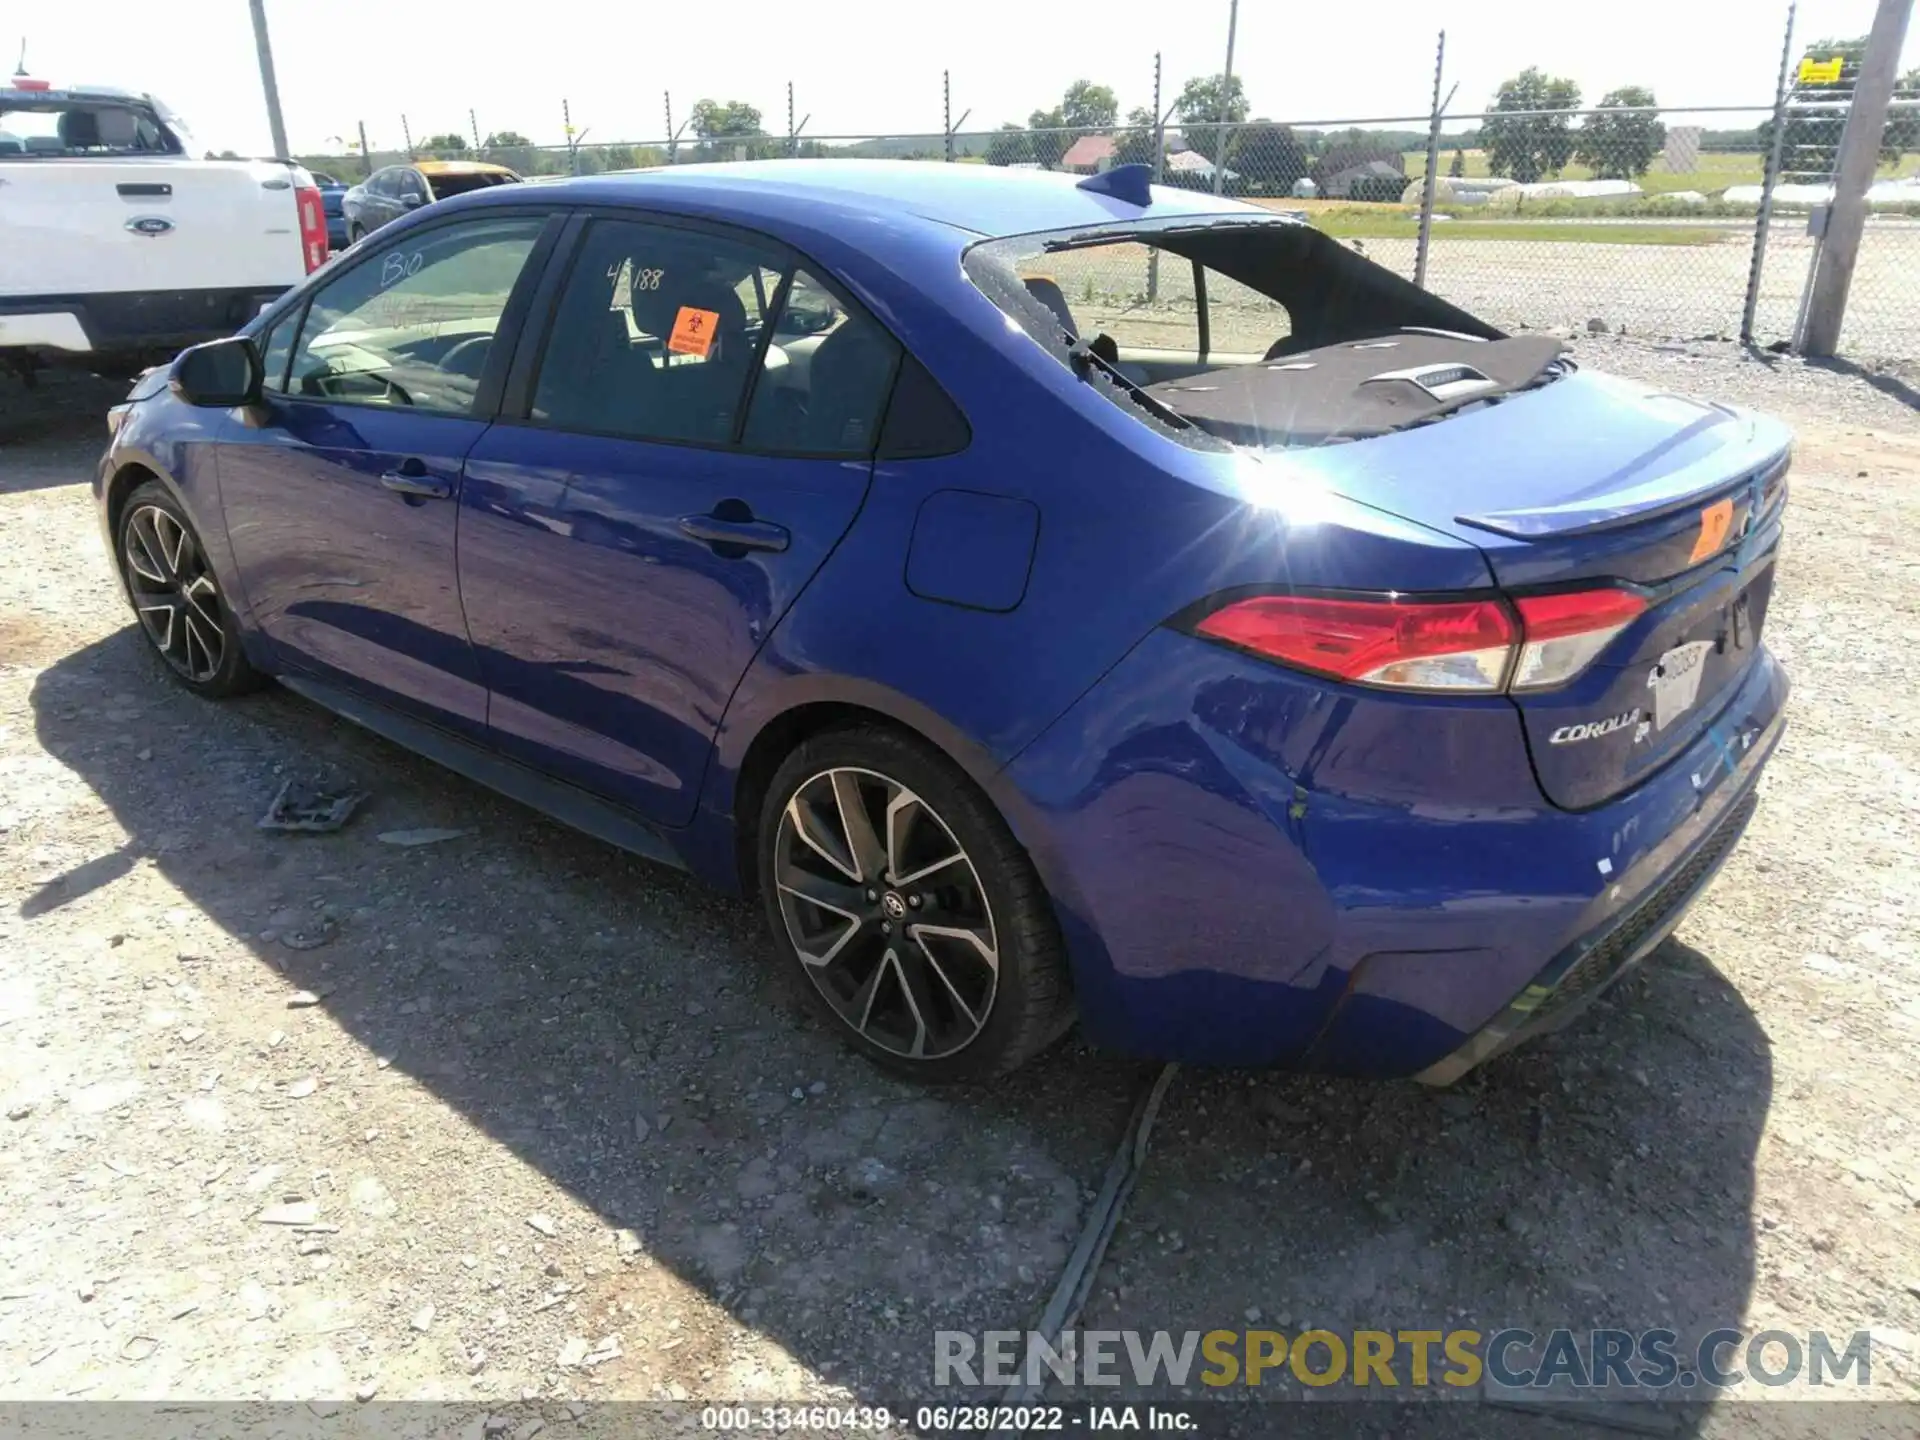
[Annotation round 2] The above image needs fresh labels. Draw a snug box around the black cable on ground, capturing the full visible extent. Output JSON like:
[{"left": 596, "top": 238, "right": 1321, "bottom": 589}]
[{"left": 996, "top": 1062, "right": 1180, "bottom": 1429}]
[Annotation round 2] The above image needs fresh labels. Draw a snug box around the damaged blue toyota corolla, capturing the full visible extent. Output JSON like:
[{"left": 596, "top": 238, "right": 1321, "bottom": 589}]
[{"left": 96, "top": 160, "right": 1790, "bottom": 1085}]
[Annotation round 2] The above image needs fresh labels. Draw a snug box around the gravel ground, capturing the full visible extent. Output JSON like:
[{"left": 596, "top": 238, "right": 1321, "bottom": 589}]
[{"left": 2, "top": 347, "right": 1918, "bottom": 1437}]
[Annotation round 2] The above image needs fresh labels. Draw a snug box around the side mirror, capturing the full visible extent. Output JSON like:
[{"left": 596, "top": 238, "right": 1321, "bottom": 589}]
[
  {"left": 401, "top": 191, "right": 425, "bottom": 209},
  {"left": 170, "top": 336, "right": 262, "bottom": 407}
]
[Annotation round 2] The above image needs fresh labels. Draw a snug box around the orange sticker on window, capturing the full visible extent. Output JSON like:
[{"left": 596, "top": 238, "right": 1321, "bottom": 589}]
[
  {"left": 667, "top": 305, "right": 720, "bottom": 358},
  {"left": 1690, "top": 498, "right": 1735, "bottom": 563}
]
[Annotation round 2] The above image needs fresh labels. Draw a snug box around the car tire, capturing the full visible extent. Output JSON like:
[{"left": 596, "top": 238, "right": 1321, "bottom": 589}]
[
  {"left": 348, "top": 223, "right": 366, "bottom": 245},
  {"left": 115, "top": 481, "right": 262, "bottom": 699},
  {"left": 758, "top": 725, "right": 1074, "bottom": 1084}
]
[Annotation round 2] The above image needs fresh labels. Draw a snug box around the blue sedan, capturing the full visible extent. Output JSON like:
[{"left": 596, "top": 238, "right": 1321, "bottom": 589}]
[{"left": 95, "top": 161, "right": 1790, "bottom": 1084}]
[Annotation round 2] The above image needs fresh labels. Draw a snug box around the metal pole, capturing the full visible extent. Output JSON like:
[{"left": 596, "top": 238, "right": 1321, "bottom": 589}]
[
  {"left": 1149, "top": 51, "right": 1164, "bottom": 303},
  {"left": 1414, "top": 30, "right": 1446, "bottom": 290},
  {"left": 1742, "top": 2, "right": 1799, "bottom": 344},
  {"left": 470, "top": 108, "right": 481, "bottom": 153},
  {"left": 564, "top": 99, "right": 576, "bottom": 175},
  {"left": 665, "top": 92, "right": 675, "bottom": 163},
  {"left": 357, "top": 120, "right": 371, "bottom": 178},
  {"left": 1800, "top": 0, "right": 1913, "bottom": 357},
  {"left": 1213, "top": 0, "right": 1238, "bottom": 195},
  {"left": 247, "top": 0, "right": 290, "bottom": 160},
  {"left": 400, "top": 114, "right": 414, "bottom": 160},
  {"left": 944, "top": 71, "right": 954, "bottom": 163},
  {"left": 788, "top": 82, "right": 796, "bottom": 157}
]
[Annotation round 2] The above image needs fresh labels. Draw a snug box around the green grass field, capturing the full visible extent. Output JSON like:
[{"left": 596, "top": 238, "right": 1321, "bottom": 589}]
[
  {"left": 1403, "top": 147, "right": 1920, "bottom": 193},
  {"left": 1311, "top": 210, "right": 1730, "bottom": 245}
]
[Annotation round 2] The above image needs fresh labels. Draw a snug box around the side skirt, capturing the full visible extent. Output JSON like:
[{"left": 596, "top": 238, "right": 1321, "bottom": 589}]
[{"left": 278, "top": 675, "right": 689, "bottom": 873}]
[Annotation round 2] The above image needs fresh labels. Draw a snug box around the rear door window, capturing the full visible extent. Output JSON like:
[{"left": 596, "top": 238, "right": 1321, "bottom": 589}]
[{"left": 531, "top": 218, "right": 785, "bottom": 446}]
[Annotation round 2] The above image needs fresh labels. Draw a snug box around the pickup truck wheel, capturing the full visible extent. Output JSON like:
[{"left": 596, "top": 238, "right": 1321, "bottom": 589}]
[
  {"left": 116, "top": 482, "right": 261, "bottom": 699},
  {"left": 348, "top": 223, "right": 366, "bottom": 246}
]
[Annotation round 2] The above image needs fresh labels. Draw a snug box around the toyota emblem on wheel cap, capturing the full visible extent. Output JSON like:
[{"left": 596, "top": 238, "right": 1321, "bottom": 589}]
[
  {"left": 881, "top": 892, "right": 907, "bottom": 920},
  {"left": 126, "top": 216, "right": 175, "bottom": 236}
]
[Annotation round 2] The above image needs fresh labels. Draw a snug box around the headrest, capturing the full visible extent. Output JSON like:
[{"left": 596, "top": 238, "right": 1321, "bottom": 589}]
[
  {"left": 57, "top": 109, "right": 102, "bottom": 147},
  {"left": 95, "top": 108, "right": 139, "bottom": 146},
  {"left": 630, "top": 274, "right": 748, "bottom": 363}
]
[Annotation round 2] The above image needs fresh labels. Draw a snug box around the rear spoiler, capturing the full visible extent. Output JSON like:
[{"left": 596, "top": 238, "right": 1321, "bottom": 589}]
[{"left": 1456, "top": 407, "right": 1793, "bottom": 540}]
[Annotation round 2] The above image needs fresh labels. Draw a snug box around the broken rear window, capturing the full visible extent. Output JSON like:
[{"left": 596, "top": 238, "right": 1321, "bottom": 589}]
[
  {"left": 0, "top": 99, "right": 181, "bottom": 158},
  {"left": 964, "top": 217, "right": 1569, "bottom": 451}
]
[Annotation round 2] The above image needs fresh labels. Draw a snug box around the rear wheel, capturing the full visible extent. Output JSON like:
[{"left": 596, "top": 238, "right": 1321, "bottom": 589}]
[
  {"left": 116, "top": 482, "right": 261, "bottom": 698},
  {"left": 758, "top": 727, "right": 1073, "bottom": 1083},
  {"left": 348, "top": 222, "right": 366, "bottom": 245}
]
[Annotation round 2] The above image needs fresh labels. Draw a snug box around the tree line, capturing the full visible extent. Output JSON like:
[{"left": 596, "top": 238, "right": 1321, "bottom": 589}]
[{"left": 315, "top": 37, "right": 1918, "bottom": 189}]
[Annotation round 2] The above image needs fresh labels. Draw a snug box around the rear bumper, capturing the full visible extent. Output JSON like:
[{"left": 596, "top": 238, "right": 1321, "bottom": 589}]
[
  {"left": 0, "top": 288, "right": 289, "bottom": 358},
  {"left": 1002, "top": 629, "right": 1788, "bottom": 1078},
  {"left": 1413, "top": 785, "right": 1761, "bottom": 1085}
]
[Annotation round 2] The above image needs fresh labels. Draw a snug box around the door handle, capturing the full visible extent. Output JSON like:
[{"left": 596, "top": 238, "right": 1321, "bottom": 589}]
[
  {"left": 679, "top": 513, "right": 790, "bottom": 554},
  {"left": 379, "top": 461, "right": 450, "bottom": 500}
]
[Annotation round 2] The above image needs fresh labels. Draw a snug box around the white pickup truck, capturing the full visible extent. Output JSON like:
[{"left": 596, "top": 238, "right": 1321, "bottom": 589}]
[{"left": 1, "top": 74, "right": 328, "bottom": 379}]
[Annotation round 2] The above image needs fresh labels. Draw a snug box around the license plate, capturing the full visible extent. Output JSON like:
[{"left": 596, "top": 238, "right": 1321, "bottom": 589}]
[{"left": 1649, "top": 640, "right": 1712, "bottom": 731}]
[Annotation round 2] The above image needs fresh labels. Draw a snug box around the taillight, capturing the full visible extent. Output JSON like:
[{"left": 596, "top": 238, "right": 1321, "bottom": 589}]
[
  {"left": 1195, "top": 594, "right": 1517, "bottom": 692},
  {"left": 294, "top": 185, "right": 328, "bottom": 272},
  {"left": 1509, "top": 588, "right": 1647, "bottom": 690},
  {"left": 1189, "top": 586, "right": 1646, "bottom": 694}
]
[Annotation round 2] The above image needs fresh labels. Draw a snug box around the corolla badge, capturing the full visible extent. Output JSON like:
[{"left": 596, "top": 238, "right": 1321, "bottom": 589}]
[
  {"left": 125, "top": 216, "right": 175, "bottom": 236},
  {"left": 1548, "top": 709, "right": 1641, "bottom": 745}
]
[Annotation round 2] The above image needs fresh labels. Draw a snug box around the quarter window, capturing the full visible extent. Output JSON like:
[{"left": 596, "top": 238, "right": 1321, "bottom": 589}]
[{"left": 285, "top": 215, "right": 545, "bottom": 415}]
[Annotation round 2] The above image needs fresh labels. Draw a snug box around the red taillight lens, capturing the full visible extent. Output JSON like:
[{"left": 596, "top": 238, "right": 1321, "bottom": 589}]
[
  {"left": 1509, "top": 588, "right": 1647, "bottom": 690},
  {"left": 1191, "top": 585, "right": 1647, "bottom": 694},
  {"left": 1195, "top": 594, "right": 1518, "bottom": 692},
  {"left": 294, "top": 185, "right": 328, "bottom": 272}
]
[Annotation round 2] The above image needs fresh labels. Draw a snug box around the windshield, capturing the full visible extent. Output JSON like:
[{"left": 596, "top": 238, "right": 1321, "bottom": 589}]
[
  {"left": 0, "top": 98, "right": 183, "bottom": 157},
  {"left": 963, "top": 217, "right": 1565, "bottom": 451}
]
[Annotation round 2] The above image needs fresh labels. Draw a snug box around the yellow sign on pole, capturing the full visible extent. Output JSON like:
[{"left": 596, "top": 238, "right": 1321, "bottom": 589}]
[{"left": 1798, "top": 56, "right": 1845, "bottom": 85}]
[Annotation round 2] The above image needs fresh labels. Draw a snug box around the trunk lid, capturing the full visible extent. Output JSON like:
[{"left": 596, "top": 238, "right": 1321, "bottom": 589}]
[
  {"left": 1299, "top": 368, "right": 1792, "bottom": 809},
  {"left": 0, "top": 158, "right": 305, "bottom": 298}
]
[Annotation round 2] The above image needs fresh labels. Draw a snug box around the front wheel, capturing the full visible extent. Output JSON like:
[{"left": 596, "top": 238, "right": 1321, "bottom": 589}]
[
  {"left": 348, "top": 222, "right": 366, "bottom": 245},
  {"left": 758, "top": 726, "right": 1073, "bottom": 1083},
  {"left": 116, "top": 481, "right": 261, "bottom": 698}
]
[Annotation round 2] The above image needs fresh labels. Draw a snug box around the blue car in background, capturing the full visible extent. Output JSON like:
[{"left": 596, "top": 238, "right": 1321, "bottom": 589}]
[
  {"left": 307, "top": 171, "right": 350, "bottom": 252},
  {"left": 94, "top": 161, "right": 1790, "bottom": 1085}
]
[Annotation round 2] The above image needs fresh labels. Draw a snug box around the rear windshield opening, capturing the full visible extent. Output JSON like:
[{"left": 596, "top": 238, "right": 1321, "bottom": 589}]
[
  {"left": 964, "top": 217, "right": 1571, "bottom": 452},
  {"left": 0, "top": 100, "right": 182, "bottom": 158},
  {"left": 428, "top": 172, "right": 520, "bottom": 200}
]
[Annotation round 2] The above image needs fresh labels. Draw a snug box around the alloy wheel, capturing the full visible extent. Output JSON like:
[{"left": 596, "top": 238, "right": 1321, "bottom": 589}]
[
  {"left": 122, "top": 504, "right": 228, "bottom": 684},
  {"left": 772, "top": 766, "right": 999, "bottom": 1060}
]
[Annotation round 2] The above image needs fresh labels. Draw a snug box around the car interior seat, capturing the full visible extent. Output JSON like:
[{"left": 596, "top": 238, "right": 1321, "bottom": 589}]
[
  {"left": 628, "top": 274, "right": 751, "bottom": 444},
  {"left": 56, "top": 109, "right": 102, "bottom": 149},
  {"left": 94, "top": 108, "right": 139, "bottom": 148},
  {"left": 1022, "top": 276, "right": 1077, "bottom": 339},
  {"left": 536, "top": 288, "right": 659, "bottom": 432},
  {"left": 797, "top": 318, "right": 900, "bottom": 454}
]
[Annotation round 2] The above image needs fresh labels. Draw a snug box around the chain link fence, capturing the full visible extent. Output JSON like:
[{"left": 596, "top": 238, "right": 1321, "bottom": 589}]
[{"left": 298, "top": 96, "right": 1920, "bottom": 370}]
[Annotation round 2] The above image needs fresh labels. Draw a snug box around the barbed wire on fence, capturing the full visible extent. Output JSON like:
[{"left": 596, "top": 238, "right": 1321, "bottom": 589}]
[{"left": 301, "top": 93, "right": 1920, "bottom": 366}]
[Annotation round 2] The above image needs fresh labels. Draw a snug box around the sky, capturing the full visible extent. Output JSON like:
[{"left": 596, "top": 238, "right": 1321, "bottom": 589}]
[{"left": 16, "top": 0, "right": 1920, "bottom": 156}]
